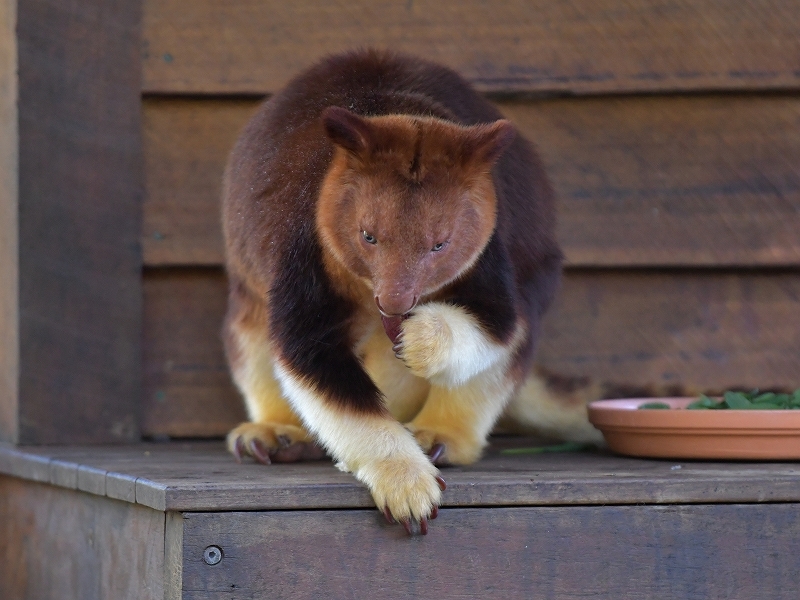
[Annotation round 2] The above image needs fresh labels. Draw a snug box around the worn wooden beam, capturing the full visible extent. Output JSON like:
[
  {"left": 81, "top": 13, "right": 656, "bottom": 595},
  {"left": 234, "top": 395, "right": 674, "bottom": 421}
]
[
  {"left": 3, "top": 0, "right": 144, "bottom": 443},
  {"left": 0, "top": 477, "right": 168, "bottom": 600},
  {"left": 3, "top": 441, "right": 800, "bottom": 512},
  {"left": 179, "top": 504, "right": 800, "bottom": 599},
  {"left": 2, "top": 443, "right": 799, "bottom": 599},
  {"left": 142, "top": 0, "right": 800, "bottom": 96},
  {"left": 142, "top": 96, "right": 800, "bottom": 268},
  {"left": 142, "top": 268, "right": 245, "bottom": 438},
  {"left": 0, "top": 0, "right": 18, "bottom": 442},
  {"left": 141, "top": 268, "right": 800, "bottom": 439}
]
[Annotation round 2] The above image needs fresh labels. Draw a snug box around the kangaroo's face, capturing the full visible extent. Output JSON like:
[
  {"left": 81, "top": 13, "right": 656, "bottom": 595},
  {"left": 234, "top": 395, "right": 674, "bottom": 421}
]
[{"left": 317, "top": 108, "right": 515, "bottom": 316}]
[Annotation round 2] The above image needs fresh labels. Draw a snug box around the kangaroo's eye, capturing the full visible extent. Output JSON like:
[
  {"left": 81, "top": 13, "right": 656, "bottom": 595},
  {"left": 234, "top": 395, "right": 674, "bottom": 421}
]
[
  {"left": 362, "top": 231, "right": 377, "bottom": 245},
  {"left": 431, "top": 241, "right": 448, "bottom": 252}
]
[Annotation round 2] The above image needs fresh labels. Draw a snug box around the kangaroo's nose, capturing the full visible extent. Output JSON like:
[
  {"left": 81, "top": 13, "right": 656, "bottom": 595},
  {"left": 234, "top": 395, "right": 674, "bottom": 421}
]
[{"left": 375, "top": 293, "right": 417, "bottom": 317}]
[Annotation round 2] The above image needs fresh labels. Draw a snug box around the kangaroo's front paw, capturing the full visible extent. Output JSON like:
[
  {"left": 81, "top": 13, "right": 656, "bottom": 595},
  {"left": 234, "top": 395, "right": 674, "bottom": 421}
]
[
  {"left": 395, "top": 303, "right": 506, "bottom": 386},
  {"left": 226, "top": 422, "right": 326, "bottom": 464},
  {"left": 394, "top": 304, "right": 455, "bottom": 381},
  {"left": 358, "top": 454, "right": 446, "bottom": 535},
  {"left": 406, "top": 423, "right": 485, "bottom": 465}
]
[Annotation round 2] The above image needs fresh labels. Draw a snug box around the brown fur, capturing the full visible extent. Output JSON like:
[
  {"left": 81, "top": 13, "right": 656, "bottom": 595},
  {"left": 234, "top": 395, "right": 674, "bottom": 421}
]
[
  {"left": 220, "top": 49, "right": 587, "bottom": 531},
  {"left": 317, "top": 112, "right": 511, "bottom": 316}
]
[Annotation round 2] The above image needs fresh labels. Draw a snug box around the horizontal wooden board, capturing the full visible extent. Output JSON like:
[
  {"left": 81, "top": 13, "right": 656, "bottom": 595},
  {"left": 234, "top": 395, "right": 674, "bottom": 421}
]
[
  {"left": 0, "top": 477, "right": 166, "bottom": 600},
  {"left": 143, "top": 99, "right": 253, "bottom": 266},
  {"left": 180, "top": 505, "right": 800, "bottom": 599},
  {"left": 142, "top": 0, "right": 800, "bottom": 95},
  {"left": 142, "top": 268, "right": 800, "bottom": 438},
  {"left": 4, "top": 441, "right": 800, "bottom": 512},
  {"left": 142, "top": 269, "right": 246, "bottom": 438},
  {"left": 143, "top": 95, "right": 800, "bottom": 268}
]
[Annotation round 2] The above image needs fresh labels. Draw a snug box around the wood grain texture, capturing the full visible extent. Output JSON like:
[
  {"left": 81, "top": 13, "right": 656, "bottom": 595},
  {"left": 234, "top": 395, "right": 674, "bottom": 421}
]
[
  {"left": 180, "top": 505, "right": 800, "bottom": 600},
  {"left": 143, "top": 98, "right": 255, "bottom": 265},
  {"left": 142, "top": 268, "right": 246, "bottom": 438},
  {"left": 538, "top": 270, "right": 800, "bottom": 391},
  {"left": 165, "top": 512, "right": 184, "bottom": 600},
  {"left": 505, "top": 96, "right": 800, "bottom": 267},
  {"left": 0, "top": 476, "right": 168, "bottom": 600},
  {"left": 141, "top": 268, "right": 800, "bottom": 437},
  {"left": 142, "top": 0, "right": 800, "bottom": 95},
  {"left": 142, "top": 96, "right": 800, "bottom": 267},
  {"left": 0, "top": 0, "right": 17, "bottom": 442},
  {"left": 3, "top": 441, "right": 800, "bottom": 512},
  {"left": 14, "top": 0, "right": 143, "bottom": 443}
]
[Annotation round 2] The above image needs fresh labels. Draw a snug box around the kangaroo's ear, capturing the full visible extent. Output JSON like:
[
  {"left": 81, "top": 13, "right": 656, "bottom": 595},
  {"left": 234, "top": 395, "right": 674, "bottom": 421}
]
[
  {"left": 322, "top": 107, "right": 374, "bottom": 156},
  {"left": 464, "top": 119, "right": 516, "bottom": 165}
]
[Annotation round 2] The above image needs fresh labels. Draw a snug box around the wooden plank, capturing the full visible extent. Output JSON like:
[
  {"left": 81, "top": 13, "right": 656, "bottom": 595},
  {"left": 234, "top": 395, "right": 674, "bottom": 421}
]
[
  {"left": 165, "top": 512, "right": 184, "bottom": 600},
  {"left": 143, "top": 99, "right": 254, "bottom": 265},
  {"left": 13, "top": 0, "right": 142, "bottom": 443},
  {"left": 0, "top": 0, "right": 17, "bottom": 442},
  {"left": 106, "top": 472, "right": 138, "bottom": 504},
  {"left": 0, "top": 476, "right": 168, "bottom": 600},
  {"left": 539, "top": 270, "right": 800, "bottom": 391},
  {"left": 142, "top": 269, "right": 246, "bottom": 438},
  {"left": 4, "top": 442, "right": 800, "bottom": 512},
  {"left": 142, "top": 0, "right": 800, "bottom": 95},
  {"left": 142, "top": 96, "right": 800, "bottom": 268},
  {"left": 77, "top": 464, "right": 108, "bottom": 497},
  {"left": 505, "top": 96, "right": 800, "bottom": 267},
  {"left": 141, "top": 268, "right": 800, "bottom": 438},
  {"left": 180, "top": 505, "right": 800, "bottom": 599}
]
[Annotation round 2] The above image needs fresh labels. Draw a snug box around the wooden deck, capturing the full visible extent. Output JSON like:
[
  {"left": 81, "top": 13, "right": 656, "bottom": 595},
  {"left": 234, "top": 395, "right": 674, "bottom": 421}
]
[{"left": 3, "top": 439, "right": 800, "bottom": 599}]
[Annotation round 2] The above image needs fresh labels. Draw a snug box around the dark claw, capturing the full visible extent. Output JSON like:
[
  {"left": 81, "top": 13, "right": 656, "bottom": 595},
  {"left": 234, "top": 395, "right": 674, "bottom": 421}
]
[
  {"left": 249, "top": 439, "right": 272, "bottom": 465},
  {"left": 382, "top": 507, "right": 395, "bottom": 524},
  {"left": 271, "top": 443, "right": 304, "bottom": 463},
  {"left": 428, "top": 443, "right": 446, "bottom": 463},
  {"left": 435, "top": 475, "right": 447, "bottom": 491},
  {"left": 430, "top": 506, "right": 439, "bottom": 520},
  {"left": 400, "top": 518, "right": 413, "bottom": 536},
  {"left": 420, "top": 517, "right": 428, "bottom": 535},
  {"left": 233, "top": 437, "right": 246, "bottom": 463},
  {"left": 277, "top": 434, "right": 292, "bottom": 449}
]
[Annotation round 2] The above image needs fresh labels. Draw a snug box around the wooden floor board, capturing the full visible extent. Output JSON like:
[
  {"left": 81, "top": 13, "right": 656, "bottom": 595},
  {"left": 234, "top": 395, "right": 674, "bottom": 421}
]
[{"left": 3, "top": 441, "right": 800, "bottom": 512}]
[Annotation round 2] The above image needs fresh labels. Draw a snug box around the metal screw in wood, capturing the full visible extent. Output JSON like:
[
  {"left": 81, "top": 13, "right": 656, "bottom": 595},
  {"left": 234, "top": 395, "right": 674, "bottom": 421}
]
[{"left": 203, "top": 545, "right": 223, "bottom": 565}]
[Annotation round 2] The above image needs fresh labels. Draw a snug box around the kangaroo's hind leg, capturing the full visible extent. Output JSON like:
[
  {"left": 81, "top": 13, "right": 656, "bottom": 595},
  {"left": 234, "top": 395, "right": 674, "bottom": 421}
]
[{"left": 223, "top": 279, "right": 325, "bottom": 463}]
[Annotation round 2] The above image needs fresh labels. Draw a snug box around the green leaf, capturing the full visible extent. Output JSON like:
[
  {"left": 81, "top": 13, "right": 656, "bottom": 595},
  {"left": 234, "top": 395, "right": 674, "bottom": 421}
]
[
  {"left": 638, "top": 402, "right": 672, "bottom": 410},
  {"left": 723, "top": 391, "right": 752, "bottom": 410},
  {"left": 746, "top": 403, "right": 782, "bottom": 410},
  {"left": 753, "top": 392, "right": 776, "bottom": 404},
  {"left": 687, "top": 395, "right": 721, "bottom": 410}
]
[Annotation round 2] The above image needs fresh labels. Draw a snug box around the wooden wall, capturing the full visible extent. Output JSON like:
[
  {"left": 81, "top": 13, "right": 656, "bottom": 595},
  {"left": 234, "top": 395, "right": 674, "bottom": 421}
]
[
  {"left": 0, "top": 0, "right": 18, "bottom": 442},
  {"left": 0, "top": 477, "right": 167, "bottom": 600},
  {"left": 140, "top": 0, "right": 800, "bottom": 438},
  {"left": 1, "top": 0, "right": 142, "bottom": 444}
]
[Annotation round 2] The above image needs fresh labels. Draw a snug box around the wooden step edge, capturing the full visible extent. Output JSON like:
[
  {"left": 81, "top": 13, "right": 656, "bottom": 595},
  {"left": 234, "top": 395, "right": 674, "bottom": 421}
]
[{"left": 3, "top": 442, "right": 800, "bottom": 513}]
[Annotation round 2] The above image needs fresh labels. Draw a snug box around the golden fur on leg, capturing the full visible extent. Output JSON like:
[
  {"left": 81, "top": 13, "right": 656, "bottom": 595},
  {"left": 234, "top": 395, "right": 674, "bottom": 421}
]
[
  {"left": 396, "top": 302, "right": 521, "bottom": 463},
  {"left": 360, "top": 326, "right": 430, "bottom": 424},
  {"left": 273, "top": 362, "right": 442, "bottom": 522},
  {"left": 408, "top": 372, "right": 516, "bottom": 464},
  {"left": 498, "top": 367, "right": 605, "bottom": 444},
  {"left": 224, "top": 303, "right": 315, "bottom": 460}
]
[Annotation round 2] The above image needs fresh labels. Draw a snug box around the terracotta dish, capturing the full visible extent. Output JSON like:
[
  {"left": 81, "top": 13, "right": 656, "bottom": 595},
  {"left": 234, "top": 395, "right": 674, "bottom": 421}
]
[{"left": 588, "top": 398, "right": 800, "bottom": 460}]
